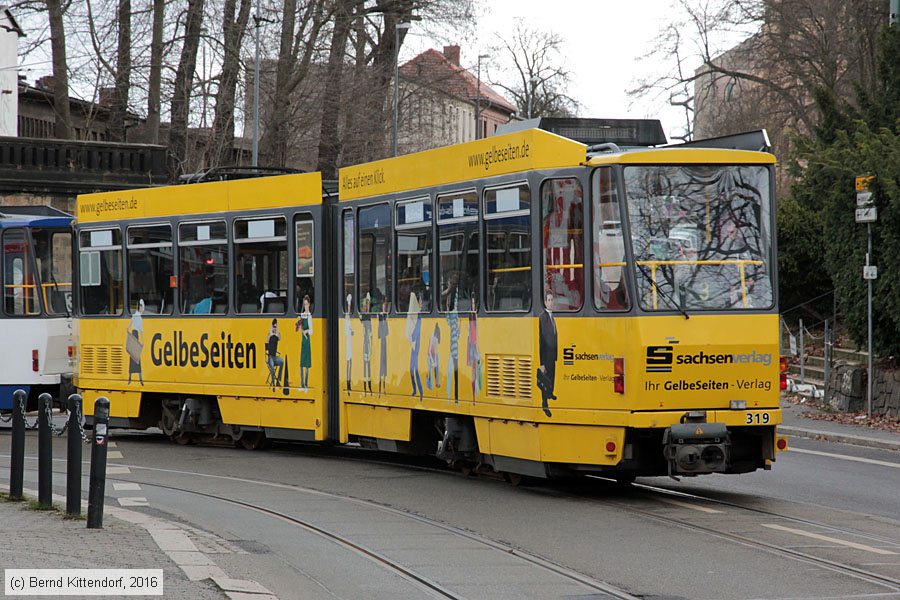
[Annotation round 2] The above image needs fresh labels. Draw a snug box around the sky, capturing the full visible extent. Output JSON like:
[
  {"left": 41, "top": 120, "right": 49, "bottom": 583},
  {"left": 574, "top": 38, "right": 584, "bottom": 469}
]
[{"left": 402, "top": 0, "right": 699, "bottom": 142}]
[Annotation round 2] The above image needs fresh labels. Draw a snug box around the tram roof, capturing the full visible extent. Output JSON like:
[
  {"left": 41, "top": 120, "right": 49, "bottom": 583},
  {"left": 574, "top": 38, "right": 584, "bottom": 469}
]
[
  {"left": 338, "top": 128, "right": 587, "bottom": 201},
  {"left": 0, "top": 206, "right": 73, "bottom": 229},
  {"left": 585, "top": 147, "right": 776, "bottom": 166},
  {"left": 76, "top": 172, "right": 323, "bottom": 224}
]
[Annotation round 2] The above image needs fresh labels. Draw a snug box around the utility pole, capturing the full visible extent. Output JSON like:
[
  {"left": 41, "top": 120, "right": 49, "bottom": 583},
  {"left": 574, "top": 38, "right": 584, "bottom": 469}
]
[
  {"left": 252, "top": 0, "right": 261, "bottom": 167},
  {"left": 475, "top": 54, "right": 488, "bottom": 140},
  {"left": 392, "top": 21, "right": 411, "bottom": 156}
]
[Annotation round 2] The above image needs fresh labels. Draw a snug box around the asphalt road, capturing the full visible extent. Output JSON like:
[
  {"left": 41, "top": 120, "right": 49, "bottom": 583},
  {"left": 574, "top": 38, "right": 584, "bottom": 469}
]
[{"left": 3, "top": 428, "right": 899, "bottom": 600}]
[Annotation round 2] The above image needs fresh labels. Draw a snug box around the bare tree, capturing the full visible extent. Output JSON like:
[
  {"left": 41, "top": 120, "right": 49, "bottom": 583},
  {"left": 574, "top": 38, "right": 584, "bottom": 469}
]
[
  {"left": 205, "top": 0, "right": 253, "bottom": 168},
  {"left": 489, "top": 20, "right": 579, "bottom": 119},
  {"left": 168, "top": 0, "right": 206, "bottom": 179},
  {"left": 146, "top": 0, "right": 165, "bottom": 144},
  {"left": 632, "top": 0, "right": 887, "bottom": 149},
  {"left": 45, "top": 0, "right": 73, "bottom": 138}
]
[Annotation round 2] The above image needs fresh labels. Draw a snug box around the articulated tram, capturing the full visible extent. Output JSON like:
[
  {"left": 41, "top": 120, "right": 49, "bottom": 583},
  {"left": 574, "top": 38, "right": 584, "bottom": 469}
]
[
  {"left": 0, "top": 206, "right": 74, "bottom": 411},
  {"left": 75, "top": 125, "right": 787, "bottom": 479}
]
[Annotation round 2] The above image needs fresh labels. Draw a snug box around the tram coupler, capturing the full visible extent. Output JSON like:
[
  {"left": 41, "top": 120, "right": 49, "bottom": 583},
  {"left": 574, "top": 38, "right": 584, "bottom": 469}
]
[
  {"left": 663, "top": 422, "right": 730, "bottom": 476},
  {"left": 38, "top": 392, "right": 53, "bottom": 508},
  {"left": 87, "top": 397, "right": 110, "bottom": 529}
]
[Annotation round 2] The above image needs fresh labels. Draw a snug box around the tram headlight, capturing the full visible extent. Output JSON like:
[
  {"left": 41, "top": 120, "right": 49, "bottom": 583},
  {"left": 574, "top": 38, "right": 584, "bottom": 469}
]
[{"left": 729, "top": 400, "right": 747, "bottom": 410}]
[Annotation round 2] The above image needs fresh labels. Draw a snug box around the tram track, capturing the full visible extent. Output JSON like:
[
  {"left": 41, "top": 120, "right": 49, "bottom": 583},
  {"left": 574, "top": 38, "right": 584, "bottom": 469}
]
[{"left": 100, "top": 465, "right": 641, "bottom": 600}]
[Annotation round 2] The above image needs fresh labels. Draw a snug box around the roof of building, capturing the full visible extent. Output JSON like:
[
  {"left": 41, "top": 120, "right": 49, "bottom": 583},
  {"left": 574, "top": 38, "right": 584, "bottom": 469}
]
[{"left": 399, "top": 48, "right": 517, "bottom": 115}]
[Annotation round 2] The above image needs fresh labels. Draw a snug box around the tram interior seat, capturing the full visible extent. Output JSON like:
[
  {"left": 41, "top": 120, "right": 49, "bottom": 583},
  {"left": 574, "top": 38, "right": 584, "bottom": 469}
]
[
  {"left": 213, "top": 303, "right": 226, "bottom": 314},
  {"left": 262, "top": 297, "right": 286, "bottom": 313},
  {"left": 240, "top": 302, "right": 258, "bottom": 313}
]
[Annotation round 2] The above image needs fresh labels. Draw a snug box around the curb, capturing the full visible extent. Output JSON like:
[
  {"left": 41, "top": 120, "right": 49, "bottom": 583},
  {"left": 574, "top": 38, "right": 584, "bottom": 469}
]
[{"left": 779, "top": 425, "right": 900, "bottom": 452}]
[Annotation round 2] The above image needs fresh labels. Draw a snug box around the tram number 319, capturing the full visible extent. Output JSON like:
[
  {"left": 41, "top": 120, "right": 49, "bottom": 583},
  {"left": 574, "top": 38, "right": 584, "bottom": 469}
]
[{"left": 746, "top": 412, "right": 771, "bottom": 425}]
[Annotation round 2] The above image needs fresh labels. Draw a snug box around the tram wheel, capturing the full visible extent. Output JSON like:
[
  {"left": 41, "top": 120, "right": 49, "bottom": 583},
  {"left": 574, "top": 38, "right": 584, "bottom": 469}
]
[
  {"left": 504, "top": 472, "right": 524, "bottom": 486},
  {"left": 172, "top": 432, "right": 192, "bottom": 445},
  {"left": 239, "top": 431, "right": 266, "bottom": 450}
]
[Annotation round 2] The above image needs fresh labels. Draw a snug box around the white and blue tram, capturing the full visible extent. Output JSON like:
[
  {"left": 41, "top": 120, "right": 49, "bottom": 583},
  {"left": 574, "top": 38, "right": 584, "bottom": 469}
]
[{"left": 0, "top": 206, "right": 74, "bottom": 410}]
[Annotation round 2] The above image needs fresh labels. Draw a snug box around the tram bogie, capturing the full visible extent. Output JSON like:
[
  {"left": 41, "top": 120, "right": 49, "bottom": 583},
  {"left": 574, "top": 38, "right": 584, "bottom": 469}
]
[{"left": 74, "top": 123, "right": 786, "bottom": 481}]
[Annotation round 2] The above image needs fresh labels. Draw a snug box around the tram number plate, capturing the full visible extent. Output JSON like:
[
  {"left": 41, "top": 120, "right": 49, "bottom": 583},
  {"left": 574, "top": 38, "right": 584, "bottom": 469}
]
[{"left": 745, "top": 411, "right": 771, "bottom": 425}]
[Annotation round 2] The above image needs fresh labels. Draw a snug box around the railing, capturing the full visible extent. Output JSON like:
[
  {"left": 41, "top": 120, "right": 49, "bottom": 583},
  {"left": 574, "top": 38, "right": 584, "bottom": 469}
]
[{"left": 0, "top": 137, "right": 168, "bottom": 193}]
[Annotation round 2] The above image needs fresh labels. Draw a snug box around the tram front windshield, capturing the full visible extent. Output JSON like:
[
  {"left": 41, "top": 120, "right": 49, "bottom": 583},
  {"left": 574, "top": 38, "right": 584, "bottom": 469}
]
[{"left": 624, "top": 165, "right": 774, "bottom": 311}]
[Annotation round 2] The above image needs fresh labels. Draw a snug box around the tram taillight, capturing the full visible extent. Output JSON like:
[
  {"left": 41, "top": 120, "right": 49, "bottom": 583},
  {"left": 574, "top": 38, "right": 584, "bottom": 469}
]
[
  {"left": 614, "top": 357, "right": 625, "bottom": 394},
  {"left": 32, "top": 349, "right": 39, "bottom": 372}
]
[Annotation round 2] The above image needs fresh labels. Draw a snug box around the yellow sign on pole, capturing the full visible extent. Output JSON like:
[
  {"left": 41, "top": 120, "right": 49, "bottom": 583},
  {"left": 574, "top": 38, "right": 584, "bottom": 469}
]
[{"left": 855, "top": 175, "right": 875, "bottom": 192}]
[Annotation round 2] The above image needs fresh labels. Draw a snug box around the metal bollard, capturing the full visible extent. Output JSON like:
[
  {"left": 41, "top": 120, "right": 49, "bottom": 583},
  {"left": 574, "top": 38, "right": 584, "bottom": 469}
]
[
  {"left": 67, "top": 394, "right": 83, "bottom": 516},
  {"left": 38, "top": 392, "right": 53, "bottom": 508},
  {"left": 9, "top": 389, "right": 26, "bottom": 501},
  {"left": 87, "top": 397, "right": 110, "bottom": 529}
]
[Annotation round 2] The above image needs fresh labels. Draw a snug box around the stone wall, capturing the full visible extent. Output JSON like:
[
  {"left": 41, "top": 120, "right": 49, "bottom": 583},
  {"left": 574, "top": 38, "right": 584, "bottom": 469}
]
[{"left": 826, "top": 360, "right": 900, "bottom": 418}]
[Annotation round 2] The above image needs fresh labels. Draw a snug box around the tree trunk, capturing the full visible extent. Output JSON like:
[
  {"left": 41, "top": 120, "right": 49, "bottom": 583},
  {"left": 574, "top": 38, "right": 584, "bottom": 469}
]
[
  {"left": 316, "top": 0, "right": 355, "bottom": 179},
  {"left": 108, "top": 0, "right": 131, "bottom": 142},
  {"left": 168, "top": 0, "right": 205, "bottom": 180},
  {"left": 259, "top": 0, "right": 297, "bottom": 167},
  {"left": 207, "top": 0, "right": 252, "bottom": 168},
  {"left": 46, "top": 0, "right": 72, "bottom": 139},
  {"left": 146, "top": 0, "right": 164, "bottom": 144}
]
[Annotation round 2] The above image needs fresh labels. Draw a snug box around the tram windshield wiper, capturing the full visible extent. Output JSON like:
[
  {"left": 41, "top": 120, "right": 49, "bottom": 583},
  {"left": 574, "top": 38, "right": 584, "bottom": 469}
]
[{"left": 635, "top": 263, "right": 689, "bottom": 320}]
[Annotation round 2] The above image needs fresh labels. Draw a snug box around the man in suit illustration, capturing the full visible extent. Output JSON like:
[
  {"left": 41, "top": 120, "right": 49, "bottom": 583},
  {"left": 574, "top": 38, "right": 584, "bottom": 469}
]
[{"left": 538, "top": 291, "right": 558, "bottom": 417}]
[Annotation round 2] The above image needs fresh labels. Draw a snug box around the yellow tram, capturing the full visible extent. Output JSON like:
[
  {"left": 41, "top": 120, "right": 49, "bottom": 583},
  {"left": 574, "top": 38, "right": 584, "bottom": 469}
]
[{"left": 75, "top": 125, "right": 787, "bottom": 479}]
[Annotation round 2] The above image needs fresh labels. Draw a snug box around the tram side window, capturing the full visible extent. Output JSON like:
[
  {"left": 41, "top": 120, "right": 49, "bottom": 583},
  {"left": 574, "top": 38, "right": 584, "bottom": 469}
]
[
  {"left": 32, "top": 228, "right": 73, "bottom": 315},
  {"left": 437, "top": 191, "right": 479, "bottom": 312},
  {"left": 234, "top": 217, "right": 287, "bottom": 314},
  {"left": 127, "top": 225, "right": 173, "bottom": 315},
  {"left": 357, "top": 204, "right": 392, "bottom": 314},
  {"left": 78, "top": 228, "right": 124, "bottom": 316},
  {"left": 484, "top": 184, "right": 531, "bottom": 312},
  {"left": 395, "top": 199, "right": 432, "bottom": 313},
  {"left": 541, "top": 178, "right": 584, "bottom": 311},
  {"left": 294, "top": 216, "right": 315, "bottom": 313},
  {"left": 3, "top": 228, "right": 40, "bottom": 316},
  {"left": 178, "top": 221, "right": 228, "bottom": 315},
  {"left": 592, "top": 167, "right": 630, "bottom": 310},
  {"left": 342, "top": 209, "right": 355, "bottom": 314}
]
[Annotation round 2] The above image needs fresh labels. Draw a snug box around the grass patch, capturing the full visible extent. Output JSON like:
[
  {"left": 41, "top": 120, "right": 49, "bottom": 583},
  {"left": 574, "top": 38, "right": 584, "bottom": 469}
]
[{"left": 26, "top": 499, "right": 59, "bottom": 512}]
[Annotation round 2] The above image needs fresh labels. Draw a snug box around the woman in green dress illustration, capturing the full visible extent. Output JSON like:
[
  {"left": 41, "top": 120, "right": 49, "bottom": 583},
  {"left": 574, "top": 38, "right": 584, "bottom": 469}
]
[{"left": 296, "top": 295, "right": 313, "bottom": 393}]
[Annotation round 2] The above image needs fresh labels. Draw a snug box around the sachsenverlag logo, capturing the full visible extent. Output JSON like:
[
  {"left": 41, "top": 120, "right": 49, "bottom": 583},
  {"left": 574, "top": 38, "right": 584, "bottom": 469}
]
[{"left": 645, "top": 344, "right": 773, "bottom": 373}]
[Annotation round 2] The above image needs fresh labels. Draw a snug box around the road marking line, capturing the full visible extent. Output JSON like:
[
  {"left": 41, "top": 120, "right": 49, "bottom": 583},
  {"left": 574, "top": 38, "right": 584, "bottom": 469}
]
[
  {"left": 789, "top": 447, "right": 900, "bottom": 469},
  {"left": 656, "top": 497, "right": 723, "bottom": 513},
  {"left": 762, "top": 523, "right": 897, "bottom": 555},
  {"left": 113, "top": 482, "right": 141, "bottom": 491},
  {"left": 107, "top": 450, "right": 124, "bottom": 459},
  {"left": 106, "top": 465, "right": 131, "bottom": 474},
  {"left": 108, "top": 442, "right": 118, "bottom": 448},
  {"left": 118, "top": 497, "right": 148, "bottom": 506}
]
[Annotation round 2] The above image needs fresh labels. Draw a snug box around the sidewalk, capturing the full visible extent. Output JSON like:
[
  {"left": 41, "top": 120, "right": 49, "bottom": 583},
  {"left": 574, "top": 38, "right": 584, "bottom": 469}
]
[
  {"left": 779, "top": 397, "right": 900, "bottom": 452},
  {"left": 0, "top": 493, "right": 224, "bottom": 599}
]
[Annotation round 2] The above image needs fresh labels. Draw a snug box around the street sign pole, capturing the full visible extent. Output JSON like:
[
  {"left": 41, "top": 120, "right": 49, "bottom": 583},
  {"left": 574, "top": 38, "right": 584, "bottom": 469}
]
[
  {"left": 867, "top": 223, "right": 873, "bottom": 419},
  {"left": 856, "top": 175, "right": 876, "bottom": 420}
]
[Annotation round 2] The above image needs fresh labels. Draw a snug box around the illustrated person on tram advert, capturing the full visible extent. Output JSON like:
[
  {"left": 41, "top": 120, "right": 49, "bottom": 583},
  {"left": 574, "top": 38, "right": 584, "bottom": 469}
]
[
  {"left": 377, "top": 296, "right": 389, "bottom": 396},
  {"left": 127, "top": 299, "right": 145, "bottom": 385},
  {"left": 407, "top": 291, "right": 423, "bottom": 400},
  {"left": 296, "top": 294, "right": 313, "bottom": 393},
  {"left": 266, "top": 318, "right": 284, "bottom": 388},
  {"left": 345, "top": 294, "right": 353, "bottom": 392},
  {"left": 361, "top": 293, "right": 373, "bottom": 395},
  {"left": 537, "top": 291, "right": 558, "bottom": 416}
]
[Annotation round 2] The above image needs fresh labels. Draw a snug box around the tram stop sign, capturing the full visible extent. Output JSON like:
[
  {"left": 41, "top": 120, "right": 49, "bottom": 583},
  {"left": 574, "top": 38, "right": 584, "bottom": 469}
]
[{"left": 855, "top": 175, "right": 876, "bottom": 222}]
